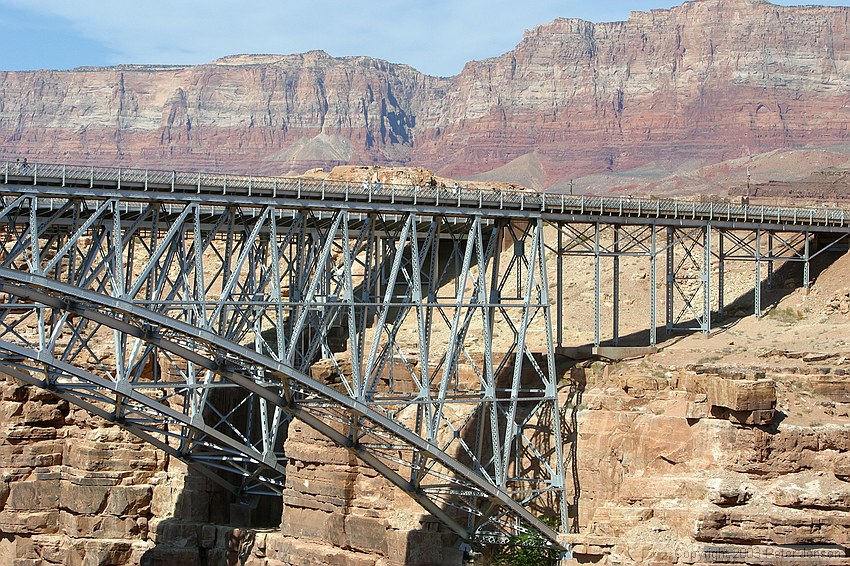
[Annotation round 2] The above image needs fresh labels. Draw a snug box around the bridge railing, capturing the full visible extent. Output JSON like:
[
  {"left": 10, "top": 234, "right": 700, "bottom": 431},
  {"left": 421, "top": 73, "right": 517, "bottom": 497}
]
[{"left": 3, "top": 160, "right": 850, "bottom": 227}]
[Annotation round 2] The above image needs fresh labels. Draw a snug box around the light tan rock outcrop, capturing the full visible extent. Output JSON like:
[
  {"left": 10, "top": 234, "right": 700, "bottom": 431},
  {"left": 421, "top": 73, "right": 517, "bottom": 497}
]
[{"left": 566, "top": 359, "right": 850, "bottom": 565}]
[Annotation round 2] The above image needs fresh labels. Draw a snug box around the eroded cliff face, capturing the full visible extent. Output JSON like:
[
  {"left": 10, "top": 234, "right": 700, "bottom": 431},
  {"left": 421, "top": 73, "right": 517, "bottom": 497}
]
[
  {"left": 0, "top": 372, "right": 231, "bottom": 565},
  {"left": 0, "top": 51, "right": 440, "bottom": 175},
  {"left": 2, "top": 359, "right": 848, "bottom": 565},
  {"left": 569, "top": 362, "right": 850, "bottom": 564},
  {"left": 3, "top": 0, "right": 850, "bottom": 189},
  {"left": 431, "top": 0, "right": 850, "bottom": 187}
]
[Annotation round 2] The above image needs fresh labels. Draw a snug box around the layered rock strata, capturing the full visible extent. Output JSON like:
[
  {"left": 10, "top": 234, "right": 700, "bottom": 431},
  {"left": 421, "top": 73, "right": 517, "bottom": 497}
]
[
  {"left": 3, "top": 0, "right": 850, "bottom": 189},
  {"left": 1, "top": 349, "right": 849, "bottom": 565},
  {"left": 567, "top": 361, "right": 850, "bottom": 565}
]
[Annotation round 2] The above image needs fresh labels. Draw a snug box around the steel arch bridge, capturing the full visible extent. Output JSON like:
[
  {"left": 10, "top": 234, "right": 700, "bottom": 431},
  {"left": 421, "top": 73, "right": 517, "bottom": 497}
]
[{"left": 1, "top": 161, "right": 849, "bottom": 551}]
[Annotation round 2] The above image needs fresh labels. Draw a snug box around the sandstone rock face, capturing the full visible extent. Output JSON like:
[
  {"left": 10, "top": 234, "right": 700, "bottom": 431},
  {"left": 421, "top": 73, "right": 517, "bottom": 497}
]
[
  {"left": 0, "top": 363, "right": 466, "bottom": 566},
  {"left": 0, "top": 52, "right": 439, "bottom": 177},
  {"left": 569, "top": 361, "right": 850, "bottom": 565},
  {"left": 271, "top": 420, "right": 463, "bottom": 566},
  {"left": 3, "top": 302, "right": 850, "bottom": 565},
  {"left": 0, "top": 371, "right": 235, "bottom": 566},
  {"left": 4, "top": 0, "right": 850, "bottom": 189}
]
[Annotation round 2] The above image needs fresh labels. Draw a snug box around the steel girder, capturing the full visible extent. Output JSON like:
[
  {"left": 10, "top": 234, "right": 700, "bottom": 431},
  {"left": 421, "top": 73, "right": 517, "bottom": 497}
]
[
  {"left": 0, "top": 195, "right": 567, "bottom": 547},
  {"left": 7, "top": 161, "right": 850, "bottom": 232},
  {"left": 712, "top": 229, "right": 843, "bottom": 316},
  {"left": 550, "top": 223, "right": 660, "bottom": 346}
]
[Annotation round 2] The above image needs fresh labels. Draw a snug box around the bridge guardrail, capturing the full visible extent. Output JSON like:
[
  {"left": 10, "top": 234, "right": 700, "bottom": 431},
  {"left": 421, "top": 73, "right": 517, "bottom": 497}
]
[{"left": 3, "top": 160, "right": 849, "bottom": 227}]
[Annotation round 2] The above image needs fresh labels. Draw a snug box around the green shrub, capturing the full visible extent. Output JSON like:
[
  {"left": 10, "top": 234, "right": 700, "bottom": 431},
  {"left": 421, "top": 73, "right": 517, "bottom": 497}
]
[{"left": 493, "top": 518, "right": 562, "bottom": 566}]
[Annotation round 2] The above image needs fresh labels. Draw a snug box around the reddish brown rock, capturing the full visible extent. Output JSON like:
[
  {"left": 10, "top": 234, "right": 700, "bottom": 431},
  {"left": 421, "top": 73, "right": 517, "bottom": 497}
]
[
  {"left": 563, "top": 345, "right": 850, "bottom": 564},
  {"left": 278, "top": 419, "right": 464, "bottom": 566},
  {"left": 3, "top": 1, "right": 850, "bottom": 190}
]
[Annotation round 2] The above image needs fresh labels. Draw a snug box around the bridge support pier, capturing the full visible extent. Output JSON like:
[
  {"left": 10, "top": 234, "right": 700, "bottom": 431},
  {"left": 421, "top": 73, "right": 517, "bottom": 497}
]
[
  {"left": 594, "top": 224, "right": 602, "bottom": 347},
  {"left": 804, "top": 232, "right": 811, "bottom": 291},
  {"left": 650, "top": 226, "right": 658, "bottom": 346},
  {"left": 666, "top": 227, "right": 675, "bottom": 335},
  {"left": 557, "top": 228, "right": 564, "bottom": 349},
  {"left": 704, "top": 224, "right": 712, "bottom": 334},
  {"left": 718, "top": 233, "right": 725, "bottom": 316},
  {"left": 767, "top": 232, "right": 775, "bottom": 289},
  {"left": 665, "top": 226, "right": 712, "bottom": 334},
  {"left": 755, "top": 229, "right": 763, "bottom": 318}
]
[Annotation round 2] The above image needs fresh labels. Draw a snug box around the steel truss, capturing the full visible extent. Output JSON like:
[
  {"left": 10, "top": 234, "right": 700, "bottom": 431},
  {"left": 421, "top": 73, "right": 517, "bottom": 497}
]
[
  {"left": 715, "top": 229, "right": 850, "bottom": 316},
  {"left": 551, "top": 223, "right": 662, "bottom": 346},
  {"left": 0, "top": 195, "right": 566, "bottom": 547},
  {"left": 549, "top": 223, "right": 836, "bottom": 345},
  {"left": 665, "top": 226, "right": 713, "bottom": 333},
  {"left": 1, "top": 161, "right": 849, "bottom": 551}
]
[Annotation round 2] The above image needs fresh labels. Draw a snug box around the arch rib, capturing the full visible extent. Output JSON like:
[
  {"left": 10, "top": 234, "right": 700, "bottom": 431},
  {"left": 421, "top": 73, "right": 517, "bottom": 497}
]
[{"left": 0, "top": 269, "right": 562, "bottom": 548}]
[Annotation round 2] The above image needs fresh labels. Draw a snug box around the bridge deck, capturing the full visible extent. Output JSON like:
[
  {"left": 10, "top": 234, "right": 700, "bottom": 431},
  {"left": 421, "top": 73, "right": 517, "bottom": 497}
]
[{"left": 3, "top": 161, "right": 850, "bottom": 232}]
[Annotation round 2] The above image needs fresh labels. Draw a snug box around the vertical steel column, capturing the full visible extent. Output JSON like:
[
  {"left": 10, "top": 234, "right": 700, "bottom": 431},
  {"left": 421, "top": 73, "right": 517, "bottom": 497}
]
[
  {"left": 485, "top": 221, "right": 504, "bottom": 497},
  {"left": 666, "top": 227, "right": 674, "bottom": 334},
  {"left": 220, "top": 209, "right": 235, "bottom": 333},
  {"left": 755, "top": 229, "right": 762, "bottom": 318},
  {"left": 110, "top": 200, "right": 126, "bottom": 421},
  {"left": 292, "top": 215, "right": 309, "bottom": 364},
  {"left": 29, "top": 197, "right": 47, "bottom": 352},
  {"left": 111, "top": 201, "right": 125, "bottom": 297},
  {"left": 424, "top": 216, "right": 442, "bottom": 373},
  {"left": 193, "top": 205, "right": 208, "bottom": 330},
  {"left": 66, "top": 204, "right": 80, "bottom": 287},
  {"left": 251, "top": 228, "right": 264, "bottom": 356},
  {"left": 533, "top": 219, "right": 569, "bottom": 532},
  {"left": 594, "top": 223, "right": 601, "bottom": 347},
  {"left": 29, "top": 196, "right": 40, "bottom": 275},
  {"left": 767, "top": 232, "right": 774, "bottom": 289},
  {"left": 483, "top": 221, "right": 504, "bottom": 496},
  {"left": 718, "top": 230, "right": 725, "bottom": 316},
  {"left": 557, "top": 226, "right": 564, "bottom": 349},
  {"left": 804, "top": 231, "right": 811, "bottom": 291},
  {"left": 363, "top": 215, "right": 377, "bottom": 327},
  {"left": 145, "top": 207, "right": 160, "bottom": 304},
  {"left": 613, "top": 225, "right": 620, "bottom": 346},
  {"left": 703, "top": 224, "right": 712, "bottom": 334},
  {"left": 650, "top": 225, "right": 657, "bottom": 346},
  {"left": 342, "top": 214, "right": 363, "bottom": 399},
  {"left": 376, "top": 235, "right": 385, "bottom": 302}
]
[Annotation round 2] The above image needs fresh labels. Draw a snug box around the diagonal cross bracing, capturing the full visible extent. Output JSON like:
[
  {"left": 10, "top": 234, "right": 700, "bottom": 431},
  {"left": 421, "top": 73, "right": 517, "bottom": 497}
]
[
  {"left": 0, "top": 191, "right": 568, "bottom": 549},
  {"left": 3, "top": 162, "right": 850, "bottom": 551},
  {"left": 0, "top": 270, "right": 563, "bottom": 547}
]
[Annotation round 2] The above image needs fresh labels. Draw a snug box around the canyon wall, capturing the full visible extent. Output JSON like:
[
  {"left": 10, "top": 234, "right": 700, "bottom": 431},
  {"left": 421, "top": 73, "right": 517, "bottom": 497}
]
[
  {"left": 0, "top": 370, "right": 465, "bottom": 566},
  {"left": 3, "top": 0, "right": 850, "bottom": 190},
  {"left": 4, "top": 352, "right": 848, "bottom": 565},
  {"left": 568, "top": 362, "right": 850, "bottom": 564}
]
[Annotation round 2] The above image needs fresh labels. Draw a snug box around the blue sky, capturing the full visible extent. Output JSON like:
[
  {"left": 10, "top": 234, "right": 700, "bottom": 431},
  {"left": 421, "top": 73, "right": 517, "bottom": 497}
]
[{"left": 0, "top": 0, "right": 846, "bottom": 77}]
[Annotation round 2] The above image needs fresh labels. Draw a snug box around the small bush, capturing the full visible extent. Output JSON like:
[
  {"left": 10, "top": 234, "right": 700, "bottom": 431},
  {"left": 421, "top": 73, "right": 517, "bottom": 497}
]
[
  {"left": 765, "top": 306, "right": 804, "bottom": 324},
  {"left": 493, "top": 518, "right": 562, "bottom": 566}
]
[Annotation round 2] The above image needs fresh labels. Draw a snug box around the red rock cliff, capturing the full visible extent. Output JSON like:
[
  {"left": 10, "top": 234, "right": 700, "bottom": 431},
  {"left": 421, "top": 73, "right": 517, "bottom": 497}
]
[{"left": 2, "top": 0, "right": 850, "bottom": 189}]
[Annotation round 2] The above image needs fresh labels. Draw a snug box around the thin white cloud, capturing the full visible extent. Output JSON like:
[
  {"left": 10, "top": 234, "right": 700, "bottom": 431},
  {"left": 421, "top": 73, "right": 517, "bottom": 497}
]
[
  {"left": 1, "top": 0, "right": 848, "bottom": 75},
  {"left": 0, "top": 0, "right": 577, "bottom": 74}
]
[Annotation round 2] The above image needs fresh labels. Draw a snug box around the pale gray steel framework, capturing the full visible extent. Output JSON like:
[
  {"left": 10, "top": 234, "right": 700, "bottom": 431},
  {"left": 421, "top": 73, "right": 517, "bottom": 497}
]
[{"left": 0, "top": 161, "right": 849, "bottom": 548}]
